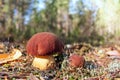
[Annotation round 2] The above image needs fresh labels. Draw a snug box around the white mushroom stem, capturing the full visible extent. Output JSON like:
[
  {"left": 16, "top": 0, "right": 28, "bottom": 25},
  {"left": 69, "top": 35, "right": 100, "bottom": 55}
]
[{"left": 32, "top": 55, "right": 55, "bottom": 70}]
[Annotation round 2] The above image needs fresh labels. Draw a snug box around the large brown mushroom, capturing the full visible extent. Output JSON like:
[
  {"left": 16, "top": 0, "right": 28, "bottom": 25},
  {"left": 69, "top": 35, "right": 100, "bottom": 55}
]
[{"left": 26, "top": 32, "right": 64, "bottom": 70}]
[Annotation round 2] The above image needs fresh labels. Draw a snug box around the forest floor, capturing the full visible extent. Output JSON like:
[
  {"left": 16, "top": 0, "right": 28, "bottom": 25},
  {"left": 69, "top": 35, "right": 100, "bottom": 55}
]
[{"left": 0, "top": 42, "right": 120, "bottom": 80}]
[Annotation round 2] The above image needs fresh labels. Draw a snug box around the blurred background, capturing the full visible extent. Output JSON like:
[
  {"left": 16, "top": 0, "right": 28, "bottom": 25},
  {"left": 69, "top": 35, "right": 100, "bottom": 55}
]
[{"left": 0, "top": 0, "right": 120, "bottom": 45}]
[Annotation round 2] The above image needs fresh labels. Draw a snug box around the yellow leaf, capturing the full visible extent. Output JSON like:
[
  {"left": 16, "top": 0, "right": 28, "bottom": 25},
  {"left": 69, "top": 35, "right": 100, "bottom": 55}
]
[{"left": 0, "top": 49, "right": 22, "bottom": 64}]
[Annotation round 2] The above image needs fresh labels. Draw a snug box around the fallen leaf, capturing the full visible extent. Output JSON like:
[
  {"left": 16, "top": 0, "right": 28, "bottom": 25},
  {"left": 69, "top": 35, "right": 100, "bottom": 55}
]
[
  {"left": 106, "top": 50, "right": 120, "bottom": 56},
  {"left": 4, "top": 76, "right": 8, "bottom": 80},
  {"left": 40, "top": 76, "right": 45, "bottom": 80},
  {"left": 0, "top": 49, "right": 22, "bottom": 64},
  {"left": 0, "top": 42, "right": 4, "bottom": 49},
  {"left": 15, "top": 79, "right": 27, "bottom": 80},
  {"left": 114, "top": 78, "right": 120, "bottom": 80},
  {"left": 85, "top": 77, "right": 99, "bottom": 80},
  {"left": 29, "top": 73, "right": 39, "bottom": 80},
  {"left": 0, "top": 42, "right": 5, "bottom": 53}
]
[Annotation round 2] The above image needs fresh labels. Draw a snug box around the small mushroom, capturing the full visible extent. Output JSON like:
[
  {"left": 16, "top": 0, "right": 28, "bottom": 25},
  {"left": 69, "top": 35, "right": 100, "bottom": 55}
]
[
  {"left": 69, "top": 54, "right": 85, "bottom": 68},
  {"left": 26, "top": 32, "right": 64, "bottom": 70}
]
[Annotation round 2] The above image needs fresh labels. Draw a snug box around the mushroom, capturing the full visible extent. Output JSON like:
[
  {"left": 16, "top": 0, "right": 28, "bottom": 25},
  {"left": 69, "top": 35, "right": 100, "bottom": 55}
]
[
  {"left": 69, "top": 54, "right": 85, "bottom": 68},
  {"left": 26, "top": 32, "right": 64, "bottom": 70}
]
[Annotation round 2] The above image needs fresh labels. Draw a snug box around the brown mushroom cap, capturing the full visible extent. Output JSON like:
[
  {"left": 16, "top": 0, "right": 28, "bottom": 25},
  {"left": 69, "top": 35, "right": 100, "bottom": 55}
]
[
  {"left": 69, "top": 54, "right": 85, "bottom": 67},
  {"left": 26, "top": 32, "right": 64, "bottom": 56}
]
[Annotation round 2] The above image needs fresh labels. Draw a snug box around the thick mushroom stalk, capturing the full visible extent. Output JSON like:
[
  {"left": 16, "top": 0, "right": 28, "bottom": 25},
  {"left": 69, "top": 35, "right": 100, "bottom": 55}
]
[
  {"left": 32, "top": 55, "right": 55, "bottom": 70},
  {"left": 26, "top": 32, "right": 64, "bottom": 70}
]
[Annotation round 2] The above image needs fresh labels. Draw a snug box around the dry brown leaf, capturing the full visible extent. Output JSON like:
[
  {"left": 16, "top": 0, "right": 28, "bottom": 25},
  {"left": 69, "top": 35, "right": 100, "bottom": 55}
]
[
  {"left": 114, "top": 78, "right": 120, "bottom": 80},
  {"left": 4, "top": 76, "right": 8, "bottom": 80},
  {"left": 0, "top": 49, "right": 22, "bottom": 64},
  {"left": 106, "top": 50, "right": 120, "bottom": 56},
  {"left": 103, "top": 78, "right": 110, "bottom": 80},
  {"left": 0, "top": 42, "right": 5, "bottom": 53},
  {"left": 15, "top": 79, "right": 27, "bottom": 80},
  {"left": 39, "top": 76, "right": 45, "bottom": 80},
  {"left": 29, "top": 73, "right": 39, "bottom": 80},
  {"left": 0, "top": 42, "right": 4, "bottom": 49}
]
